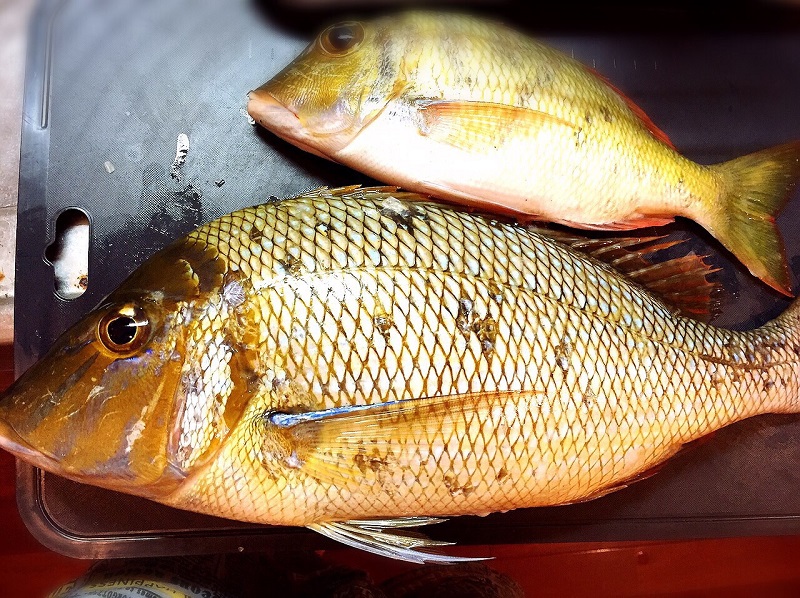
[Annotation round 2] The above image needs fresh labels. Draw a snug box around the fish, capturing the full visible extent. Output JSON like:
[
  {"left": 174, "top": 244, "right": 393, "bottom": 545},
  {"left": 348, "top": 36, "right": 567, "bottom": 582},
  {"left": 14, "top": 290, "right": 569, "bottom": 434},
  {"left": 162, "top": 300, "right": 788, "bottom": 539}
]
[
  {"left": 247, "top": 11, "right": 800, "bottom": 296},
  {"left": 0, "top": 186, "right": 798, "bottom": 563}
]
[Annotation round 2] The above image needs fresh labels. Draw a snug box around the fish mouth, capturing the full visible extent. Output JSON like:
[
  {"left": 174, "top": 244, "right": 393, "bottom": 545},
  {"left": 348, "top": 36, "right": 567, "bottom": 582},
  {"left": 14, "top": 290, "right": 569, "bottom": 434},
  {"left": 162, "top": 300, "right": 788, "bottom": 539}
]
[
  {"left": 0, "top": 416, "right": 60, "bottom": 472},
  {"left": 247, "top": 88, "right": 333, "bottom": 160},
  {"left": 0, "top": 407, "right": 181, "bottom": 498},
  {"left": 247, "top": 87, "right": 298, "bottom": 125}
]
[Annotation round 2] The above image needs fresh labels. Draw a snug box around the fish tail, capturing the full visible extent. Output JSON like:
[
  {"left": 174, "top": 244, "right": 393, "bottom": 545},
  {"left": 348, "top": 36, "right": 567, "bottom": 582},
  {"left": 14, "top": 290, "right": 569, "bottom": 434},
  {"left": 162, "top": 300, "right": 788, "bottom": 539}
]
[{"left": 708, "top": 141, "right": 800, "bottom": 297}]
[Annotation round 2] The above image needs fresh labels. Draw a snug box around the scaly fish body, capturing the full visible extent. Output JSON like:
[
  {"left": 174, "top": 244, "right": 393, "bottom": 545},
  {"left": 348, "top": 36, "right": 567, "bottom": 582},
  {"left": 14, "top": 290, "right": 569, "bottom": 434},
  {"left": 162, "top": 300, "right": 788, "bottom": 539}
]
[
  {"left": 248, "top": 12, "right": 800, "bottom": 295},
  {"left": 1, "top": 187, "right": 799, "bottom": 561}
]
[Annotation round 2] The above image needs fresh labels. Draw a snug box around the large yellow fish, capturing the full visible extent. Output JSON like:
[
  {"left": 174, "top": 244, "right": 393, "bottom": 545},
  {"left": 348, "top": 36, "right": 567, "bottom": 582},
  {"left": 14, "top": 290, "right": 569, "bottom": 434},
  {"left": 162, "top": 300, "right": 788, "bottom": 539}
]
[
  {"left": 247, "top": 12, "right": 800, "bottom": 296},
  {"left": 0, "top": 187, "right": 797, "bottom": 562}
]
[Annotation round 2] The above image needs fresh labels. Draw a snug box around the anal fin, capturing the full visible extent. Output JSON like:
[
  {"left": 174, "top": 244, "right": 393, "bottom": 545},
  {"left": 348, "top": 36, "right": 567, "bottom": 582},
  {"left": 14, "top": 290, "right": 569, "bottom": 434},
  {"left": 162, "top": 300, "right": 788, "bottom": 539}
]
[
  {"left": 564, "top": 437, "right": 714, "bottom": 505},
  {"left": 309, "top": 518, "right": 490, "bottom": 564}
]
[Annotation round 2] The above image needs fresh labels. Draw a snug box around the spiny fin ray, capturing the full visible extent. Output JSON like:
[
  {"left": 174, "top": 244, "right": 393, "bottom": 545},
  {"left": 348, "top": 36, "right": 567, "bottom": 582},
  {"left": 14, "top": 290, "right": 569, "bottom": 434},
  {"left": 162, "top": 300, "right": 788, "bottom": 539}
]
[
  {"left": 532, "top": 228, "right": 721, "bottom": 322},
  {"left": 584, "top": 66, "right": 677, "bottom": 150},
  {"left": 308, "top": 519, "right": 490, "bottom": 564}
]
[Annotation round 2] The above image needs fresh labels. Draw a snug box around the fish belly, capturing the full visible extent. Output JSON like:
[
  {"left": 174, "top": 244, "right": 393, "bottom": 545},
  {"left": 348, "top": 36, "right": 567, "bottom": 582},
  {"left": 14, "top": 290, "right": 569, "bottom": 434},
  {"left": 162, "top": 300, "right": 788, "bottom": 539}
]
[{"left": 337, "top": 105, "right": 704, "bottom": 227}]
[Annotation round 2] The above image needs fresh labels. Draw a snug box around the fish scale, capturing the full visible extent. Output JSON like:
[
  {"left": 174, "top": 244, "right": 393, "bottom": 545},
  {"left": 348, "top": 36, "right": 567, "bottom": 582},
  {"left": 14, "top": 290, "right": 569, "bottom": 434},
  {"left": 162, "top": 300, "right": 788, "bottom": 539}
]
[
  {"left": 1, "top": 187, "right": 800, "bottom": 562},
  {"left": 153, "top": 189, "right": 800, "bottom": 527}
]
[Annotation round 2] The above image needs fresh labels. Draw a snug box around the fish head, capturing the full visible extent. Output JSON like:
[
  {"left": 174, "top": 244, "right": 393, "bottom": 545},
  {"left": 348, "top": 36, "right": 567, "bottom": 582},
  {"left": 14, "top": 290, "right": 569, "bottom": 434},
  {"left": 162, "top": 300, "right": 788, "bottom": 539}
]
[
  {"left": 0, "top": 237, "right": 230, "bottom": 499},
  {"left": 248, "top": 17, "right": 406, "bottom": 157}
]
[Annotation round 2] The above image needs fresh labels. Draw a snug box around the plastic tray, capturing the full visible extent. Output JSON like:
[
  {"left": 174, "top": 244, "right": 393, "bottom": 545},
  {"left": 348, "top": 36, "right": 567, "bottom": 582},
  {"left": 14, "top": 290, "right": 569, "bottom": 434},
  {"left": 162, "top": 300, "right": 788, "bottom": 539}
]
[{"left": 14, "top": 0, "right": 800, "bottom": 558}]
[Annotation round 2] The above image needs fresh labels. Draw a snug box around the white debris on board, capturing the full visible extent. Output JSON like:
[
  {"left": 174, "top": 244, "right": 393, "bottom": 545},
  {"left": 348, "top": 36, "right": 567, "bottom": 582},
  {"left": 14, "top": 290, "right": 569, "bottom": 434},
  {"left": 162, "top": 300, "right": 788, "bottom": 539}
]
[
  {"left": 170, "top": 133, "right": 190, "bottom": 180},
  {"left": 103, "top": 160, "right": 115, "bottom": 173},
  {"left": 240, "top": 107, "right": 256, "bottom": 125}
]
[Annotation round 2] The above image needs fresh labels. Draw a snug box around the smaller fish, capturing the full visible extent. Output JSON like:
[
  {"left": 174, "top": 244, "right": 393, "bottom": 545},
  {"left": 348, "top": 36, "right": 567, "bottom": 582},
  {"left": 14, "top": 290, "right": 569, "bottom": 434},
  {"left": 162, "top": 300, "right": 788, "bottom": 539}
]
[{"left": 248, "top": 11, "right": 800, "bottom": 295}]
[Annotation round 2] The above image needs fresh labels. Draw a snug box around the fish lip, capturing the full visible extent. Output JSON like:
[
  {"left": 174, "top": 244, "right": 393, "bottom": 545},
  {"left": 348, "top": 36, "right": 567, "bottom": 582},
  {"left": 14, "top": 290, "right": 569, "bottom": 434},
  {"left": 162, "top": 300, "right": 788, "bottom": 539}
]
[
  {"left": 247, "top": 87, "right": 338, "bottom": 160},
  {"left": 0, "top": 417, "right": 181, "bottom": 498},
  {"left": 0, "top": 397, "right": 76, "bottom": 475},
  {"left": 248, "top": 87, "right": 297, "bottom": 115},
  {"left": 0, "top": 417, "right": 59, "bottom": 470},
  {"left": 247, "top": 87, "right": 301, "bottom": 128}
]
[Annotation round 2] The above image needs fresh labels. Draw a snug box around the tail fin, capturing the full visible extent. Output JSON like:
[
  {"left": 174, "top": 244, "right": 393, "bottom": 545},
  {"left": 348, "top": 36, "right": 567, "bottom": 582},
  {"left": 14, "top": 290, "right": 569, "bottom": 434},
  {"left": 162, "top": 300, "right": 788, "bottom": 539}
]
[{"left": 710, "top": 141, "right": 800, "bottom": 297}]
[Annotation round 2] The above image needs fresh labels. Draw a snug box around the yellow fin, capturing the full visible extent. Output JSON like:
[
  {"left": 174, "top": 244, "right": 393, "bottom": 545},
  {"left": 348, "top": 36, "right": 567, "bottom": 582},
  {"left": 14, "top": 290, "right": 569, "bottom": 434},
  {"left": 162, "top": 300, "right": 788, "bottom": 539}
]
[
  {"left": 263, "top": 390, "right": 539, "bottom": 487},
  {"left": 709, "top": 141, "right": 800, "bottom": 296},
  {"left": 415, "top": 99, "right": 573, "bottom": 151}
]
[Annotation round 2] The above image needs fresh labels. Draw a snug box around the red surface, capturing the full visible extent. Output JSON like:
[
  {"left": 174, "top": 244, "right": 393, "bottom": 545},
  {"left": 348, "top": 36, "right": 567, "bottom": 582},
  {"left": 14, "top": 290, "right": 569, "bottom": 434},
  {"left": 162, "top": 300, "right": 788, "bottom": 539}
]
[
  {"left": 3, "top": 339, "right": 800, "bottom": 596},
  {"left": 0, "top": 344, "right": 89, "bottom": 597}
]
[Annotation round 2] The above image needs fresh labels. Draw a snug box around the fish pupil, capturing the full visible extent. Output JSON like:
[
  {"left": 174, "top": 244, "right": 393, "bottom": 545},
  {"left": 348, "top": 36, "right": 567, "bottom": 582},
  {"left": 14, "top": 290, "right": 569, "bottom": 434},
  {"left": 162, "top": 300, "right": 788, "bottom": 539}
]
[
  {"left": 330, "top": 27, "right": 355, "bottom": 50},
  {"left": 107, "top": 316, "right": 138, "bottom": 346},
  {"left": 322, "top": 22, "right": 364, "bottom": 54}
]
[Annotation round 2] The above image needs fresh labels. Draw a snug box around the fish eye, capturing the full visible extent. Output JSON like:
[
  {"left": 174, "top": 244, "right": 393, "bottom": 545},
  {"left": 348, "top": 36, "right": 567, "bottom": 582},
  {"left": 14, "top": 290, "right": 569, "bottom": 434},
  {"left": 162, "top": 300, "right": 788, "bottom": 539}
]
[
  {"left": 97, "top": 305, "right": 151, "bottom": 355},
  {"left": 319, "top": 21, "right": 364, "bottom": 56}
]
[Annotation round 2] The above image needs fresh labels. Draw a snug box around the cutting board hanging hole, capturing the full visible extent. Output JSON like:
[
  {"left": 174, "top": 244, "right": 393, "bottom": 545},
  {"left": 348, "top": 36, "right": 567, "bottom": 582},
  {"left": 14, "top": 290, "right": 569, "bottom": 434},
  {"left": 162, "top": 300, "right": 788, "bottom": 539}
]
[{"left": 45, "top": 209, "right": 90, "bottom": 300}]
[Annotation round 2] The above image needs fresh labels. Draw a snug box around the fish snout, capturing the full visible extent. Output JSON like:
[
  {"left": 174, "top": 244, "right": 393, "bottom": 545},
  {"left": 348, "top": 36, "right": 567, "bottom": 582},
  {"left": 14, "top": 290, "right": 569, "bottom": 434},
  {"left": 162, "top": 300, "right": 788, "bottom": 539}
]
[
  {"left": 247, "top": 87, "right": 298, "bottom": 130},
  {"left": 0, "top": 401, "right": 58, "bottom": 471},
  {"left": 0, "top": 417, "right": 33, "bottom": 457},
  {"left": 247, "top": 87, "right": 339, "bottom": 160}
]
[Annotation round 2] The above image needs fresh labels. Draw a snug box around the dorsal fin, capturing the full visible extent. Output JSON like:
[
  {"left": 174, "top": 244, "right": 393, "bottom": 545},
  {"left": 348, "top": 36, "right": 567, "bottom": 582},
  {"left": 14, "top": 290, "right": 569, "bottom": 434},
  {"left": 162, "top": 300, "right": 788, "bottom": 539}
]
[
  {"left": 585, "top": 66, "right": 677, "bottom": 150},
  {"left": 533, "top": 228, "right": 722, "bottom": 322}
]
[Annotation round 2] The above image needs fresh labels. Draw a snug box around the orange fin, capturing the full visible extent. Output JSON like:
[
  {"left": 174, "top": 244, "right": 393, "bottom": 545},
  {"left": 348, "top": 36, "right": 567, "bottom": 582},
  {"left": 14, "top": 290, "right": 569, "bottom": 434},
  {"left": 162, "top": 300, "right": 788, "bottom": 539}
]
[
  {"left": 565, "top": 458, "right": 672, "bottom": 504},
  {"left": 533, "top": 228, "right": 722, "bottom": 322},
  {"left": 563, "top": 215, "right": 675, "bottom": 231},
  {"left": 262, "top": 390, "right": 541, "bottom": 487},
  {"left": 585, "top": 66, "right": 677, "bottom": 150},
  {"left": 415, "top": 99, "right": 573, "bottom": 151}
]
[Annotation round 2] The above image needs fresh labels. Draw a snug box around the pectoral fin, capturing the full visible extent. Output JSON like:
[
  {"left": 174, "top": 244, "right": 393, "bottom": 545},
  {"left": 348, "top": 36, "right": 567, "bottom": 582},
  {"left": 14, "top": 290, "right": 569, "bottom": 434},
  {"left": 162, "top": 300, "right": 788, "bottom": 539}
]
[
  {"left": 309, "top": 518, "right": 489, "bottom": 564},
  {"left": 415, "top": 99, "right": 573, "bottom": 151},
  {"left": 263, "top": 390, "right": 537, "bottom": 487}
]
